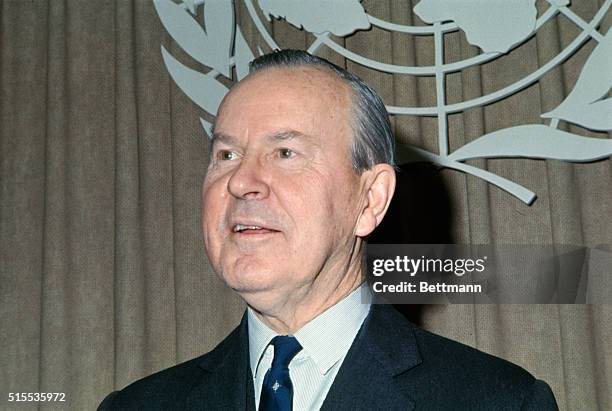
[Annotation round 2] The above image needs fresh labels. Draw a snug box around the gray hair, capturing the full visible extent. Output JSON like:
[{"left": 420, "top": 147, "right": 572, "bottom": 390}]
[{"left": 249, "top": 50, "right": 395, "bottom": 172}]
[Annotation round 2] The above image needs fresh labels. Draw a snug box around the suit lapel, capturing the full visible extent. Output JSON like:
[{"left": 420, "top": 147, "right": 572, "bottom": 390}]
[
  {"left": 321, "top": 305, "right": 421, "bottom": 411},
  {"left": 187, "top": 314, "right": 256, "bottom": 411}
]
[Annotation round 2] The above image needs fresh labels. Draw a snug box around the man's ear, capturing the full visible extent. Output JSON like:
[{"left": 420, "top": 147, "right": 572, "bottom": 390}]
[{"left": 355, "top": 164, "right": 396, "bottom": 237}]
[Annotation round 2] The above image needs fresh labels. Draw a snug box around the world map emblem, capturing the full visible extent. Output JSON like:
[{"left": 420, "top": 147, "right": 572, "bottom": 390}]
[{"left": 154, "top": 0, "right": 612, "bottom": 205}]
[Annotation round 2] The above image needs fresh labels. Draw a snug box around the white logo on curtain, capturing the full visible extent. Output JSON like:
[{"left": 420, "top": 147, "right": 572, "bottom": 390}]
[{"left": 154, "top": 0, "right": 611, "bottom": 205}]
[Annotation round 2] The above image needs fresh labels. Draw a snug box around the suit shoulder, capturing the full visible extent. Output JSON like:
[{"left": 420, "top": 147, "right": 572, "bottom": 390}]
[
  {"left": 98, "top": 355, "right": 207, "bottom": 410},
  {"left": 408, "top": 327, "right": 556, "bottom": 408},
  {"left": 413, "top": 327, "right": 533, "bottom": 385},
  {"left": 98, "top": 321, "right": 246, "bottom": 409}
]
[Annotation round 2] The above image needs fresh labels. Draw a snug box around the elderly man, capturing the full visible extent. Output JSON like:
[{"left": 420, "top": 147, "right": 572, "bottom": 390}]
[{"left": 99, "top": 50, "right": 557, "bottom": 410}]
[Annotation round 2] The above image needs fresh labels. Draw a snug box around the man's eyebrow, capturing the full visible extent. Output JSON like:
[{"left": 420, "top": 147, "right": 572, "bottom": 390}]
[
  {"left": 266, "top": 130, "right": 314, "bottom": 143},
  {"left": 210, "top": 132, "right": 239, "bottom": 145}
]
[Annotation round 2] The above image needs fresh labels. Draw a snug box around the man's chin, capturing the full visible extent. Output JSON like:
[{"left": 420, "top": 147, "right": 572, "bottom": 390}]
[
  {"left": 219, "top": 270, "right": 278, "bottom": 295},
  {"left": 220, "top": 275, "right": 287, "bottom": 310}
]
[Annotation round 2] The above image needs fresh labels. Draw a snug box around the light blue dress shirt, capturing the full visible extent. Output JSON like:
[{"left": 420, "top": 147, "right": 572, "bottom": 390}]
[{"left": 248, "top": 284, "right": 372, "bottom": 411}]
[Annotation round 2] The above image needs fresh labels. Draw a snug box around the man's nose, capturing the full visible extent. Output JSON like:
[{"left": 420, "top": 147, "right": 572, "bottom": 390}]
[{"left": 227, "top": 156, "right": 270, "bottom": 199}]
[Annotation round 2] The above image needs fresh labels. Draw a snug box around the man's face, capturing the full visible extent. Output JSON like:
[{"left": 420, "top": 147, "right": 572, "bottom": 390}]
[{"left": 202, "top": 67, "right": 366, "bottom": 308}]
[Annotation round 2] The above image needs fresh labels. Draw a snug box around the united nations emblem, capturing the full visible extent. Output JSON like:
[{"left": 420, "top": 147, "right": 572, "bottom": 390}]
[{"left": 154, "top": 0, "right": 611, "bottom": 204}]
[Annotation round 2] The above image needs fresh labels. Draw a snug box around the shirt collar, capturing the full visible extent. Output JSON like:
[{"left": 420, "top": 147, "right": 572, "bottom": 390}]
[
  {"left": 247, "top": 307, "right": 278, "bottom": 379},
  {"left": 247, "top": 283, "right": 372, "bottom": 377}
]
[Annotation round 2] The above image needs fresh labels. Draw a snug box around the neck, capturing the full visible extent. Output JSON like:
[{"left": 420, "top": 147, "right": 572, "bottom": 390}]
[
  {"left": 251, "top": 274, "right": 363, "bottom": 335},
  {"left": 245, "top": 247, "right": 366, "bottom": 334}
]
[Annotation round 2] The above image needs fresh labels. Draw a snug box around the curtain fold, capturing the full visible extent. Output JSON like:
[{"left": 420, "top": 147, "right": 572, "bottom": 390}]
[{"left": 1, "top": 1, "right": 610, "bottom": 409}]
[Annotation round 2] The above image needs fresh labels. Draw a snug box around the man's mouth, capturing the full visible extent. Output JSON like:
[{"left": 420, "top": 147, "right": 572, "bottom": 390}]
[{"left": 232, "top": 223, "right": 279, "bottom": 235}]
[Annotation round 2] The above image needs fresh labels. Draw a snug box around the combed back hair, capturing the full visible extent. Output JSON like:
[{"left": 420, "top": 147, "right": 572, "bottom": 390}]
[{"left": 249, "top": 49, "right": 395, "bottom": 172}]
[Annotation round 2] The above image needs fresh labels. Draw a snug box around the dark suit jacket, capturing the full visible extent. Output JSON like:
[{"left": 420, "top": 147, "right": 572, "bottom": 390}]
[{"left": 98, "top": 304, "right": 558, "bottom": 410}]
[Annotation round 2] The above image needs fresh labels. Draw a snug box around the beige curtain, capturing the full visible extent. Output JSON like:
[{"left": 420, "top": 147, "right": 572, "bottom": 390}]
[{"left": 1, "top": 0, "right": 610, "bottom": 410}]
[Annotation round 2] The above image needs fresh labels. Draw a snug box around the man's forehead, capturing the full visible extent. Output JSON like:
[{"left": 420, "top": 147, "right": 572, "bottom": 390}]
[
  {"left": 223, "top": 66, "right": 351, "bottom": 109},
  {"left": 213, "top": 66, "right": 352, "bottom": 140}
]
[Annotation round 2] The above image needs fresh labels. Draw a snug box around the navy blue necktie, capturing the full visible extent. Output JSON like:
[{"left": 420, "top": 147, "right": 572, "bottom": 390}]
[{"left": 259, "top": 336, "right": 302, "bottom": 411}]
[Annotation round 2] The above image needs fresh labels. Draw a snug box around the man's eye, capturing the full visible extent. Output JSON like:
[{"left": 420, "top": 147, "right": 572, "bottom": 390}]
[
  {"left": 278, "top": 148, "right": 295, "bottom": 159},
  {"left": 218, "top": 150, "right": 238, "bottom": 161}
]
